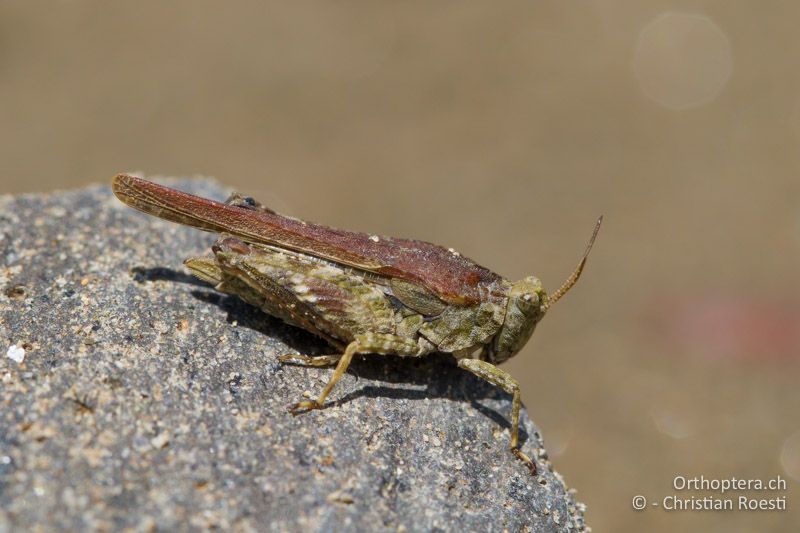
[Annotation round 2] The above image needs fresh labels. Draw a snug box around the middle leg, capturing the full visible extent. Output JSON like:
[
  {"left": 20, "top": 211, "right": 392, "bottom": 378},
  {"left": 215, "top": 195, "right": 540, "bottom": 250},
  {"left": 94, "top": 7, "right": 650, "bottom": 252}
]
[{"left": 288, "top": 333, "right": 429, "bottom": 414}]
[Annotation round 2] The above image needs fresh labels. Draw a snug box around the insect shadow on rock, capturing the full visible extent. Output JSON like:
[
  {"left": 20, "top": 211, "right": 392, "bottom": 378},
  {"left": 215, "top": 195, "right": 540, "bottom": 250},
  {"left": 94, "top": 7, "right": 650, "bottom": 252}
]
[
  {"left": 329, "top": 352, "right": 533, "bottom": 449},
  {"left": 130, "top": 266, "right": 211, "bottom": 287},
  {"left": 112, "top": 174, "right": 602, "bottom": 476}
]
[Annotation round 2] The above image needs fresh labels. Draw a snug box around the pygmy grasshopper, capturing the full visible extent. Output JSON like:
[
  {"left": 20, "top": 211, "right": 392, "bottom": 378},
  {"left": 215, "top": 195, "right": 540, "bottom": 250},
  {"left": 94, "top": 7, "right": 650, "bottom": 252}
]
[{"left": 112, "top": 174, "right": 601, "bottom": 475}]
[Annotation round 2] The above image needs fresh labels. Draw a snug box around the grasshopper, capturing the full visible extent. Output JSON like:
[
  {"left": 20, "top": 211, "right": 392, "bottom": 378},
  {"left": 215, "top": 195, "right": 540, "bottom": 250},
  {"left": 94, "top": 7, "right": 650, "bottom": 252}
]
[{"left": 112, "top": 174, "right": 601, "bottom": 475}]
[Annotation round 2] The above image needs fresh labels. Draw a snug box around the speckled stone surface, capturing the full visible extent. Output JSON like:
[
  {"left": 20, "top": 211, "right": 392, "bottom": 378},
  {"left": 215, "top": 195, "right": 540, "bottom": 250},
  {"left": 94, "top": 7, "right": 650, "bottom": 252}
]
[{"left": 0, "top": 179, "right": 587, "bottom": 532}]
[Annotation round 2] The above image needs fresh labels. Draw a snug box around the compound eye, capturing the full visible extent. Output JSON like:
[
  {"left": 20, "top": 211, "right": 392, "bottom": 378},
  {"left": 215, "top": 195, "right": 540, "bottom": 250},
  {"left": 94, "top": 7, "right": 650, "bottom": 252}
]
[{"left": 521, "top": 292, "right": 538, "bottom": 305}]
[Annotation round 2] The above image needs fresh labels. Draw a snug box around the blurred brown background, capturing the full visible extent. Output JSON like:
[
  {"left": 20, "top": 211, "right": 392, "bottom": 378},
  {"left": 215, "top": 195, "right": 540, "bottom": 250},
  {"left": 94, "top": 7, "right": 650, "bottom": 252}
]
[{"left": 2, "top": 1, "right": 798, "bottom": 531}]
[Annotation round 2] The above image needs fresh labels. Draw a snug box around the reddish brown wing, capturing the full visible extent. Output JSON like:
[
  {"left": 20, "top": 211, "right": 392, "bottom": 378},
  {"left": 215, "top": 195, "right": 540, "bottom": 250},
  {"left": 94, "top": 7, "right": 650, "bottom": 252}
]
[{"left": 112, "top": 174, "right": 502, "bottom": 305}]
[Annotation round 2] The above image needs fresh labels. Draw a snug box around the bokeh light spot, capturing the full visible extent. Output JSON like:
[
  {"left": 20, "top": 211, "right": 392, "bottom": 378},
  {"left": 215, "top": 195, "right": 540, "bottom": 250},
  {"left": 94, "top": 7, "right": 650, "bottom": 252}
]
[
  {"left": 780, "top": 430, "right": 800, "bottom": 481},
  {"left": 633, "top": 13, "right": 733, "bottom": 110}
]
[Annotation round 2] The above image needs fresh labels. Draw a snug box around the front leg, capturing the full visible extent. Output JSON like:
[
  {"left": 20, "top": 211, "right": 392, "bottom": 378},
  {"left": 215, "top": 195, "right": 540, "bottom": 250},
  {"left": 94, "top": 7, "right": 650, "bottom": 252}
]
[
  {"left": 457, "top": 358, "right": 537, "bottom": 475},
  {"left": 288, "top": 333, "right": 428, "bottom": 414}
]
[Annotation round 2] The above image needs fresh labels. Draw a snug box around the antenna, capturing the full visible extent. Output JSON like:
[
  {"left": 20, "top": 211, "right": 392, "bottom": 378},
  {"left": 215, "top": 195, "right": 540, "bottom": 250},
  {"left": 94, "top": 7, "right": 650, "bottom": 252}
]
[{"left": 543, "top": 215, "right": 603, "bottom": 311}]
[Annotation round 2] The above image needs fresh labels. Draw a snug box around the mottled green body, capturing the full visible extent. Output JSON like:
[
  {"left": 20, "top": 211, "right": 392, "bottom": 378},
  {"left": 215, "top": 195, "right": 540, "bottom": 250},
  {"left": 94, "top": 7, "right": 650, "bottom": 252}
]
[
  {"left": 112, "top": 174, "right": 600, "bottom": 476},
  {"left": 187, "top": 239, "right": 535, "bottom": 350},
  {"left": 188, "top": 241, "right": 415, "bottom": 349},
  {"left": 187, "top": 237, "right": 545, "bottom": 364}
]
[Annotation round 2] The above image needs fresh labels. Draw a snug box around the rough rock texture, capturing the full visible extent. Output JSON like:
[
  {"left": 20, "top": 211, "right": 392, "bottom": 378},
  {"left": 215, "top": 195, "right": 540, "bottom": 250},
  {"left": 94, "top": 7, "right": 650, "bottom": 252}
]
[{"left": 0, "top": 179, "right": 587, "bottom": 532}]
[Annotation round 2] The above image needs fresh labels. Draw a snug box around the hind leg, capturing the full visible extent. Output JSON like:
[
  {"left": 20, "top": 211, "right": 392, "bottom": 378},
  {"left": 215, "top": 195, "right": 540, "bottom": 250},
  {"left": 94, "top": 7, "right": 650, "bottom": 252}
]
[{"left": 278, "top": 354, "right": 340, "bottom": 367}]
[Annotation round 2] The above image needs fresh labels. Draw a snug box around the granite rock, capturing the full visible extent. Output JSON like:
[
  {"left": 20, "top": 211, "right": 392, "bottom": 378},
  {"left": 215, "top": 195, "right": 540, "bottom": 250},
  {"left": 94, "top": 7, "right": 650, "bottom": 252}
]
[{"left": 0, "top": 179, "right": 587, "bottom": 532}]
